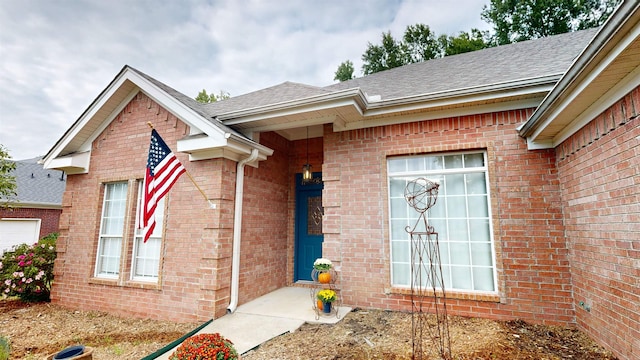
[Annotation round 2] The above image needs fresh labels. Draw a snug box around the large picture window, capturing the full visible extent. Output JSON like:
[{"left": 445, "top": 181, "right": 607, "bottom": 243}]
[
  {"left": 388, "top": 151, "right": 496, "bottom": 292},
  {"left": 96, "top": 182, "right": 128, "bottom": 278}
]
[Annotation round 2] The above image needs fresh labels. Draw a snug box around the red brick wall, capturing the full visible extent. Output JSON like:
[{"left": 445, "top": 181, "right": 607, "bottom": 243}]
[
  {"left": 238, "top": 132, "right": 291, "bottom": 304},
  {"left": 322, "top": 109, "right": 575, "bottom": 325},
  {"left": 52, "top": 93, "right": 239, "bottom": 322},
  {"left": 0, "top": 207, "right": 61, "bottom": 239},
  {"left": 555, "top": 88, "right": 639, "bottom": 360}
]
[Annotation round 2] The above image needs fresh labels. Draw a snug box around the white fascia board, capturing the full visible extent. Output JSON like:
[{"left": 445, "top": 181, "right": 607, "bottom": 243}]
[
  {"left": 8, "top": 202, "right": 62, "bottom": 210},
  {"left": 218, "top": 88, "right": 366, "bottom": 124},
  {"left": 45, "top": 151, "right": 91, "bottom": 174},
  {"left": 334, "top": 80, "right": 551, "bottom": 132},
  {"left": 363, "top": 76, "right": 557, "bottom": 116},
  {"left": 521, "top": 2, "right": 639, "bottom": 142},
  {"left": 526, "top": 26, "right": 640, "bottom": 146}
]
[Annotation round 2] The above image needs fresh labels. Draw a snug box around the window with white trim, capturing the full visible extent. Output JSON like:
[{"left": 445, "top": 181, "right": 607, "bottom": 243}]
[
  {"left": 96, "top": 182, "right": 128, "bottom": 278},
  {"left": 387, "top": 151, "right": 496, "bottom": 292},
  {"left": 131, "top": 182, "right": 164, "bottom": 281}
]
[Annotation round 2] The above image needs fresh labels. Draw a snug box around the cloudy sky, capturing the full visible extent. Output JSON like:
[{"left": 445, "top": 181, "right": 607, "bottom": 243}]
[{"left": 0, "top": 0, "right": 491, "bottom": 160}]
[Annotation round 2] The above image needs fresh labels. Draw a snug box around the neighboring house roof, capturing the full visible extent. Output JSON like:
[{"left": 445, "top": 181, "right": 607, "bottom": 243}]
[
  {"left": 519, "top": 0, "right": 640, "bottom": 149},
  {"left": 9, "top": 158, "right": 65, "bottom": 208}
]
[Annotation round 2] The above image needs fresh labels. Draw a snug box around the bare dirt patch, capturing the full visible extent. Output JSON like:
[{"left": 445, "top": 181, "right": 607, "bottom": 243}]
[
  {"left": 1, "top": 300, "right": 616, "bottom": 359},
  {"left": 0, "top": 299, "right": 198, "bottom": 359},
  {"left": 243, "top": 308, "right": 616, "bottom": 360}
]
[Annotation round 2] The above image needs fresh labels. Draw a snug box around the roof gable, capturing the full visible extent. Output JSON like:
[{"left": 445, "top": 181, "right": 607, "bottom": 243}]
[{"left": 43, "top": 66, "right": 273, "bottom": 174}]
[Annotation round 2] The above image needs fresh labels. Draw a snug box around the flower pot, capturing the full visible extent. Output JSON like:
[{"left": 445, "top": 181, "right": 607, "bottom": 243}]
[
  {"left": 45, "top": 346, "right": 93, "bottom": 360},
  {"left": 322, "top": 301, "right": 332, "bottom": 314}
]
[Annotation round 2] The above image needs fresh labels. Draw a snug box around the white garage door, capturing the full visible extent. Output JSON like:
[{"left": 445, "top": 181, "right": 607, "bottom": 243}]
[{"left": 0, "top": 218, "right": 41, "bottom": 253}]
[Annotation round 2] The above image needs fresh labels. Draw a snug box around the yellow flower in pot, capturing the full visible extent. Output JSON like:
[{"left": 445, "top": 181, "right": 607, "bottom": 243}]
[{"left": 316, "top": 289, "right": 337, "bottom": 313}]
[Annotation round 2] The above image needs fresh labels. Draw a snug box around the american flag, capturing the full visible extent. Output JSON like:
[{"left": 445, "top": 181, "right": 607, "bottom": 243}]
[{"left": 142, "top": 129, "right": 186, "bottom": 242}]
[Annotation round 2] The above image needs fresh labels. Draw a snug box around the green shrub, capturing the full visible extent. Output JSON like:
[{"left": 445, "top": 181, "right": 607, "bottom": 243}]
[
  {"left": 0, "top": 233, "right": 57, "bottom": 302},
  {"left": 0, "top": 336, "right": 9, "bottom": 360}
]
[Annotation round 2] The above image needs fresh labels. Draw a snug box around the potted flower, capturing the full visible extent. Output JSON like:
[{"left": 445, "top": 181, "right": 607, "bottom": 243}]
[
  {"left": 169, "top": 333, "right": 238, "bottom": 360},
  {"left": 316, "top": 289, "right": 337, "bottom": 314},
  {"left": 313, "top": 258, "right": 333, "bottom": 284}
]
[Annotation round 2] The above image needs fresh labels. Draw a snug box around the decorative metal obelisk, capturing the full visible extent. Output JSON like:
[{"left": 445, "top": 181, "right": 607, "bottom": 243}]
[{"left": 404, "top": 178, "right": 452, "bottom": 360}]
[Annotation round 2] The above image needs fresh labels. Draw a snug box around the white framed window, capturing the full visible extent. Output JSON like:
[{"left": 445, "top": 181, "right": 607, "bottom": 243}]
[
  {"left": 131, "top": 182, "right": 164, "bottom": 282},
  {"left": 95, "top": 182, "right": 128, "bottom": 278},
  {"left": 388, "top": 151, "right": 496, "bottom": 292}
]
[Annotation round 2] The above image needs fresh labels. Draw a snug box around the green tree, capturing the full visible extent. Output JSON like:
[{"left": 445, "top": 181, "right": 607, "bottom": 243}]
[
  {"left": 403, "top": 24, "right": 442, "bottom": 62},
  {"left": 439, "top": 29, "right": 490, "bottom": 56},
  {"left": 334, "top": 60, "right": 355, "bottom": 82},
  {"left": 346, "top": 23, "right": 490, "bottom": 77},
  {"left": 362, "top": 31, "right": 408, "bottom": 75},
  {"left": 481, "top": 0, "right": 621, "bottom": 45},
  {"left": 195, "top": 89, "right": 230, "bottom": 103},
  {"left": 0, "top": 145, "right": 17, "bottom": 208}
]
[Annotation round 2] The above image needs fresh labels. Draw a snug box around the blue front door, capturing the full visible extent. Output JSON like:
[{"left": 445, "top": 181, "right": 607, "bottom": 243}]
[{"left": 294, "top": 173, "right": 323, "bottom": 281}]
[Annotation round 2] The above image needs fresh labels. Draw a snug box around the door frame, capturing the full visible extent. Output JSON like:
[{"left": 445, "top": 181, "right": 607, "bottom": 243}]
[{"left": 294, "top": 173, "right": 323, "bottom": 281}]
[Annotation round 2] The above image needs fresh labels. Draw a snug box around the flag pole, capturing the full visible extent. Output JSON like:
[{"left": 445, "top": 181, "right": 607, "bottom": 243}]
[{"left": 146, "top": 122, "right": 215, "bottom": 209}]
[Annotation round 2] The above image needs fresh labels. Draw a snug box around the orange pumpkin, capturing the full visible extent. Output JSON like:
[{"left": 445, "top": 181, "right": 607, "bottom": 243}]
[
  {"left": 317, "top": 299, "right": 324, "bottom": 309},
  {"left": 318, "top": 272, "right": 331, "bottom": 284}
]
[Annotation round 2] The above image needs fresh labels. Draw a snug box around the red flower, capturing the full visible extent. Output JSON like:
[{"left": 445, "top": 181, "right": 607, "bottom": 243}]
[{"left": 169, "top": 333, "right": 238, "bottom": 360}]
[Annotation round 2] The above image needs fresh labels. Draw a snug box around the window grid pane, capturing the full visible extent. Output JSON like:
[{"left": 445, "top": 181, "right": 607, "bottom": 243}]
[
  {"left": 131, "top": 182, "right": 163, "bottom": 281},
  {"left": 388, "top": 151, "right": 495, "bottom": 292},
  {"left": 96, "top": 182, "right": 127, "bottom": 277}
]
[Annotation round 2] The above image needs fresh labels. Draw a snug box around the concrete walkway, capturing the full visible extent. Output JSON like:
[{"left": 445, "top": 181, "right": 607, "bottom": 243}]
[{"left": 154, "top": 287, "right": 351, "bottom": 358}]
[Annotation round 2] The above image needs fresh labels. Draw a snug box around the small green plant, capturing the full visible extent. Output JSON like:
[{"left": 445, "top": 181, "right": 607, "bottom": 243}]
[
  {"left": 0, "top": 336, "right": 10, "bottom": 360},
  {"left": 0, "top": 233, "right": 57, "bottom": 302},
  {"left": 111, "top": 345, "right": 124, "bottom": 355}
]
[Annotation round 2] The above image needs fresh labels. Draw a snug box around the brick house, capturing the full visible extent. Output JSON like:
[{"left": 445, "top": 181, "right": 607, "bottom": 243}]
[
  {"left": 43, "top": 2, "right": 637, "bottom": 359},
  {"left": 0, "top": 158, "right": 65, "bottom": 252}
]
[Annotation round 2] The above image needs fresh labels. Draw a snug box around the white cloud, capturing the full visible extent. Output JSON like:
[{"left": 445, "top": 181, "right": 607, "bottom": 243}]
[{"left": 0, "top": 0, "right": 490, "bottom": 160}]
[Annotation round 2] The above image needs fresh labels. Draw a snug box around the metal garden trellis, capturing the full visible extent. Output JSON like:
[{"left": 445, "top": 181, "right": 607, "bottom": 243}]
[{"left": 404, "top": 177, "right": 452, "bottom": 360}]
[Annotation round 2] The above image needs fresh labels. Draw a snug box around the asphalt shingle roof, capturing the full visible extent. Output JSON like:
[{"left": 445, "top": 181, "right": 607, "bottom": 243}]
[
  {"left": 10, "top": 158, "right": 65, "bottom": 205},
  {"left": 324, "top": 28, "right": 598, "bottom": 100},
  {"left": 133, "top": 28, "right": 598, "bottom": 123}
]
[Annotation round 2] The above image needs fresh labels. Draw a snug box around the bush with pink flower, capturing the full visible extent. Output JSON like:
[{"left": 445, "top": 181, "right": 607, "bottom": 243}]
[{"left": 0, "top": 233, "right": 56, "bottom": 302}]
